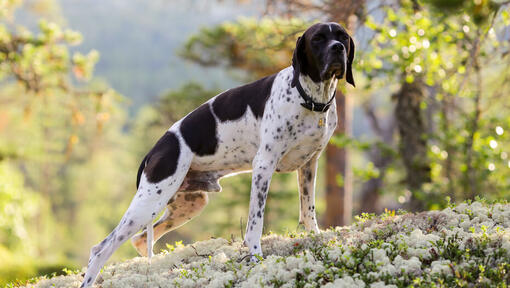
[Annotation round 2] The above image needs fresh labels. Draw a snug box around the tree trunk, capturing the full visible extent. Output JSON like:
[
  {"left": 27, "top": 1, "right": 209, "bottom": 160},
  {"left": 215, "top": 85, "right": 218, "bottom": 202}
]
[
  {"left": 394, "top": 80, "right": 431, "bottom": 211},
  {"left": 325, "top": 90, "right": 352, "bottom": 227},
  {"left": 324, "top": 13, "right": 360, "bottom": 227}
]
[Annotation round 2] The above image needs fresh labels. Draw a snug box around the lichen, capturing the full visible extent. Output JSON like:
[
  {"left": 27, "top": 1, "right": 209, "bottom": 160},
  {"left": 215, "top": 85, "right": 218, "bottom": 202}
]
[{"left": 21, "top": 201, "right": 510, "bottom": 288}]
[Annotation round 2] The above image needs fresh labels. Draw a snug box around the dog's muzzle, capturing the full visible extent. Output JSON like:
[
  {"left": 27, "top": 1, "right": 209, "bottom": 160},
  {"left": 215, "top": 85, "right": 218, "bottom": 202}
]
[
  {"left": 321, "top": 42, "right": 346, "bottom": 80},
  {"left": 321, "top": 59, "right": 345, "bottom": 80}
]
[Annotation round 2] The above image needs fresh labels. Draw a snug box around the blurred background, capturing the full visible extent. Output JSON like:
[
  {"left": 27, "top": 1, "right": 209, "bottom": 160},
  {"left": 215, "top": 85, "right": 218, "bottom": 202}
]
[{"left": 1, "top": 0, "right": 510, "bottom": 284}]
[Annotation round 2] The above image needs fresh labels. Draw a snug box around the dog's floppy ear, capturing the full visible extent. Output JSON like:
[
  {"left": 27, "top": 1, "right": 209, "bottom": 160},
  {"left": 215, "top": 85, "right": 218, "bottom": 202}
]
[
  {"left": 291, "top": 35, "right": 305, "bottom": 88},
  {"left": 346, "top": 36, "right": 355, "bottom": 87}
]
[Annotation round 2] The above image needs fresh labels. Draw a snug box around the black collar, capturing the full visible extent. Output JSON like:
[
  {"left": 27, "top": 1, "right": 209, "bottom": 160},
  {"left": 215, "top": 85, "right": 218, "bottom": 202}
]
[{"left": 294, "top": 79, "right": 336, "bottom": 112}]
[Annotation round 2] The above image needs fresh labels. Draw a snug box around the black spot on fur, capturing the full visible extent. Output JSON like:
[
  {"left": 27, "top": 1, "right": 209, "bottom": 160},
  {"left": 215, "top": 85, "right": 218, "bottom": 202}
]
[
  {"left": 157, "top": 189, "right": 162, "bottom": 194},
  {"left": 140, "top": 131, "right": 180, "bottom": 184},
  {"left": 118, "top": 235, "right": 124, "bottom": 242},
  {"left": 258, "top": 192, "right": 264, "bottom": 208},
  {"left": 255, "top": 174, "right": 262, "bottom": 186},
  {"left": 212, "top": 74, "right": 277, "bottom": 121},
  {"left": 257, "top": 211, "right": 262, "bottom": 218},
  {"left": 306, "top": 171, "right": 312, "bottom": 182},
  {"left": 87, "top": 277, "right": 91, "bottom": 283},
  {"left": 180, "top": 104, "right": 218, "bottom": 156},
  {"left": 129, "top": 220, "right": 134, "bottom": 226},
  {"left": 184, "top": 193, "right": 203, "bottom": 202},
  {"left": 261, "top": 181, "right": 268, "bottom": 192}
]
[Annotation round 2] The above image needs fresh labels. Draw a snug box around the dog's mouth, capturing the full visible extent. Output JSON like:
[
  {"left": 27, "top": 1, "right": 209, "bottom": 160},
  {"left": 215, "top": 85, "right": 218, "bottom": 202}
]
[{"left": 321, "top": 62, "right": 344, "bottom": 80}]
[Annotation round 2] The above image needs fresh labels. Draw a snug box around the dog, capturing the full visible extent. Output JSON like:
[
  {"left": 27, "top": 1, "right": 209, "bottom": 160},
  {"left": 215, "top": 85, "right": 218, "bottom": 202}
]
[{"left": 81, "top": 22, "right": 355, "bottom": 287}]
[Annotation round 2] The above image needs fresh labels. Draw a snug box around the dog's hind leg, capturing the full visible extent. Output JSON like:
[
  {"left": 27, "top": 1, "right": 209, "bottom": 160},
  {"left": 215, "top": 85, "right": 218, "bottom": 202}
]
[
  {"left": 80, "top": 132, "right": 193, "bottom": 287},
  {"left": 131, "top": 191, "right": 209, "bottom": 256}
]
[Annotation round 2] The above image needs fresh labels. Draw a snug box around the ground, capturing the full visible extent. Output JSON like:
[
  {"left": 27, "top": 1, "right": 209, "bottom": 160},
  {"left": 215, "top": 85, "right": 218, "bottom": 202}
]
[{"left": 18, "top": 201, "right": 510, "bottom": 287}]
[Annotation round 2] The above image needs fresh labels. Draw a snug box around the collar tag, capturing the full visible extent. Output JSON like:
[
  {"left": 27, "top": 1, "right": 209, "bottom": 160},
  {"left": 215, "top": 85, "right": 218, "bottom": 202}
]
[{"left": 318, "top": 118, "right": 325, "bottom": 127}]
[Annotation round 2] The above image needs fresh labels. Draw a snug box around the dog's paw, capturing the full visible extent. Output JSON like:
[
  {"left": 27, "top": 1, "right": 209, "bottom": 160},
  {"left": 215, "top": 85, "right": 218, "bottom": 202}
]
[
  {"left": 237, "top": 253, "right": 262, "bottom": 263},
  {"left": 237, "top": 249, "right": 264, "bottom": 264},
  {"left": 297, "top": 221, "right": 320, "bottom": 234},
  {"left": 296, "top": 222, "right": 306, "bottom": 232},
  {"left": 249, "top": 253, "right": 264, "bottom": 263},
  {"left": 309, "top": 226, "right": 320, "bottom": 234}
]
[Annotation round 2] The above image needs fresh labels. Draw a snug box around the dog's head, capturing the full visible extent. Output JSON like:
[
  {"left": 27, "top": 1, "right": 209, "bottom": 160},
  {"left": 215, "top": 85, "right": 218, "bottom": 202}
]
[{"left": 292, "top": 22, "right": 355, "bottom": 87}]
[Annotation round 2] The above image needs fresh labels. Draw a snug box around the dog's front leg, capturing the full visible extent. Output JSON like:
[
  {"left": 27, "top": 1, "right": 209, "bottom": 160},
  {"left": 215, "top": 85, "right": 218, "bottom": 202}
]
[
  {"left": 244, "top": 149, "right": 279, "bottom": 260},
  {"left": 297, "top": 154, "right": 320, "bottom": 233}
]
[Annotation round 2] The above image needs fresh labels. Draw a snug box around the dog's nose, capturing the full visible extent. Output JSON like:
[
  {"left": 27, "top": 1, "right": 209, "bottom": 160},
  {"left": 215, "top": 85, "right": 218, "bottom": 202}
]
[{"left": 331, "top": 42, "right": 344, "bottom": 52}]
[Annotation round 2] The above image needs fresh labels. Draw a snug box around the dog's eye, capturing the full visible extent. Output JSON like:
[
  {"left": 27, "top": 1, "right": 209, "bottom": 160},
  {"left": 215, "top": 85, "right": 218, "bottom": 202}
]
[
  {"left": 338, "top": 33, "right": 349, "bottom": 41},
  {"left": 312, "top": 34, "right": 325, "bottom": 42}
]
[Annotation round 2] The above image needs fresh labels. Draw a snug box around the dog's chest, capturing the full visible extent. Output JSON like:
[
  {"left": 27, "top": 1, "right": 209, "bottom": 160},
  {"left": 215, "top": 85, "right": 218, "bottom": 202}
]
[
  {"left": 275, "top": 107, "right": 337, "bottom": 172},
  {"left": 261, "top": 68, "right": 338, "bottom": 172}
]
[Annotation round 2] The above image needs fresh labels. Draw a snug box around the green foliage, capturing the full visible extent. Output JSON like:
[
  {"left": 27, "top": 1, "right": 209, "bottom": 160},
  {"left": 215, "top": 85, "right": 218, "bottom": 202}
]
[
  {"left": 423, "top": 0, "right": 501, "bottom": 24},
  {"left": 157, "top": 82, "right": 220, "bottom": 123},
  {"left": 359, "top": 0, "right": 510, "bottom": 208},
  {"left": 0, "top": 162, "right": 39, "bottom": 250},
  {"left": 361, "top": 2, "right": 474, "bottom": 87},
  {"left": 181, "top": 17, "right": 310, "bottom": 79},
  {"left": 0, "top": 0, "right": 130, "bottom": 284}
]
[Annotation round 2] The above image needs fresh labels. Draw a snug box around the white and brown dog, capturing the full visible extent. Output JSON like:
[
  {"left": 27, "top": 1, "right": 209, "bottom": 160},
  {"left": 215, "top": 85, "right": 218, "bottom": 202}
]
[{"left": 81, "top": 22, "right": 355, "bottom": 287}]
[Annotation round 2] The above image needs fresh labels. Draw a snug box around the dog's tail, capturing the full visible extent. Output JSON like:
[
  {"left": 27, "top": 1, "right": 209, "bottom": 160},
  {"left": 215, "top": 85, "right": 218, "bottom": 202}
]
[{"left": 136, "top": 154, "right": 148, "bottom": 189}]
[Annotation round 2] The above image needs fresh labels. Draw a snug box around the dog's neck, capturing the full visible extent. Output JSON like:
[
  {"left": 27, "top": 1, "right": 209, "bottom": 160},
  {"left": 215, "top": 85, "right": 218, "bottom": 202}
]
[{"left": 298, "top": 74, "right": 338, "bottom": 104}]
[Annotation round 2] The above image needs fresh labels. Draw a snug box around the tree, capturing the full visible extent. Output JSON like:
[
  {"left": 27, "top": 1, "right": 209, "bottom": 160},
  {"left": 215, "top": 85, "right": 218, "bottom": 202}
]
[
  {"left": 361, "top": 0, "right": 510, "bottom": 209},
  {"left": 0, "top": 1, "right": 127, "bottom": 283}
]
